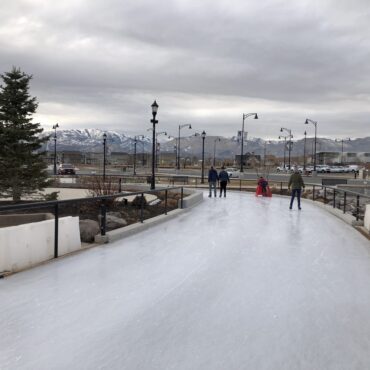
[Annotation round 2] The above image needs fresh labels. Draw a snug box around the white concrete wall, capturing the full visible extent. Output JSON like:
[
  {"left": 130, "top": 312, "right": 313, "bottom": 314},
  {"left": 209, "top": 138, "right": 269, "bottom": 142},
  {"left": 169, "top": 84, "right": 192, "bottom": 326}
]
[
  {"left": 364, "top": 204, "right": 370, "bottom": 232},
  {"left": 0, "top": 217, "right": 81, "bottom": 273}
]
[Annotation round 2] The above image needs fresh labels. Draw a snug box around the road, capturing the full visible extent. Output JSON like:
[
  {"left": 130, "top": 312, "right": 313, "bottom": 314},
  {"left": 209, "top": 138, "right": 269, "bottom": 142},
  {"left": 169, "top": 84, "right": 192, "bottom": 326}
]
[{"left": 1, "top": 192, "right": 370, "bottom": 369}]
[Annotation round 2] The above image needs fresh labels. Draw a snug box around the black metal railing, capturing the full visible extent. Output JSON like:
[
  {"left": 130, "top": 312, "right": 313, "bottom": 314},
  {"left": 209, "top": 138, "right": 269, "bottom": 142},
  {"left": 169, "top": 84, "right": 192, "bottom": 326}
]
[
  {"left": 51, "top": 174, "right": 369, "bottom": 221},
  {"left": 0, "top": 187, "right": 185, "bottom": 259}
]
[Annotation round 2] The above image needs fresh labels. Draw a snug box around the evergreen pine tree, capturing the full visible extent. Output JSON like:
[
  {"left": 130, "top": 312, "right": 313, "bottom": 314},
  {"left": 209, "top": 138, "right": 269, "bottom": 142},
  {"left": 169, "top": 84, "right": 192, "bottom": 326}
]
[{"left": 0, "top": 67, "right": 49, "bottom": 202}]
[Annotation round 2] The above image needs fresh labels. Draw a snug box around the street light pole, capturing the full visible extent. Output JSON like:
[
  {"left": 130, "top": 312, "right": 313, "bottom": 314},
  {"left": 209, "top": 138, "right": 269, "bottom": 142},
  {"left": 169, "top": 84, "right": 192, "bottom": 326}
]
[
  {"left": 263, "top": 140, "right": 271, "bottom": 167},
  {"left": 150, "top": 101, "right": 159, "bottom": 190},
  {"left": 177, "top": 124, "right": 192, "bottom": 170},
  {"left": 335, "top": 138, "right": 351, "bottom": 165},
  {"left": 303, "top": 131, "right": 307, "bottom": 170},
  {"left": 278, "top": 135, "right": 288, "bottom": 170},
  {"left": 280, "top": 128, "right": 293, "bottom": 170},
  {"left": 103, "top": 133, "right": 107, "bottom": 182},
  {"left": 156, "top": 131, "right": 167, "bottom": 168},
  {"left": 52, "top": 123, "right": 59, "bottom": 175},
  {"left": 305, "top": 118, "right": 318, "bottom": 171},
  {"left": 213, "top": 137, "right": 221, "bottom": 166},
  {"left": 201, "top": 131, "right": 206, "bottom": 184},
  {"left": 240, "top": 113, "right": 258, "bottom": 172},
  {"left": 134, "top": 135, "right": 144, "bottom": 176}
]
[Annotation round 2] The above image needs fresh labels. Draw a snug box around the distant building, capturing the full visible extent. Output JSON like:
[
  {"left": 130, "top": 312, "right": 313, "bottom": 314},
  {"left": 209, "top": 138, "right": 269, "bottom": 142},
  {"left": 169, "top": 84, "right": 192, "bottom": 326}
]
[{"left": 235, "top": 152, "right": 262, "bottom": 167}]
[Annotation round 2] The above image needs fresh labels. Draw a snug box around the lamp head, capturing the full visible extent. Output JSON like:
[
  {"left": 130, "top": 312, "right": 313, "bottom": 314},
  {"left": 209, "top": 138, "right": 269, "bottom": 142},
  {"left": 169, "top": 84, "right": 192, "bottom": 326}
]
[
  {"left": 280, "top": 128, "right": 283, "bottom": 132},
  {"left": 201, "top": 130, "right": 206, "bottom": 138},
  {"left": 304, "top": 131, "right": 306, "bottom": 135},
  {"left": 189, "top": 124, "right": 192, "bottom": 129},
  {"left": 305, "top": 119, "right": 309, "bottom": 124},
  {"left": 254, "top": 114, "right": 258, "bottom": 119},
  {"left": 151, "top": 100, "right": 159, "bottom": 115},
  {"left": 103, "top": 133, "right": 107, "bottom": 139}
]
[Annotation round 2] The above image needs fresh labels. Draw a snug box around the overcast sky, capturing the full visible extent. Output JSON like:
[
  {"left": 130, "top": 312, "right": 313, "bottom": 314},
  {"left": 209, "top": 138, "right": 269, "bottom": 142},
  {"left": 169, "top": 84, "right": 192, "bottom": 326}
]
[{"left": 1, "top": 0, "right": 370, "bottom": 140}]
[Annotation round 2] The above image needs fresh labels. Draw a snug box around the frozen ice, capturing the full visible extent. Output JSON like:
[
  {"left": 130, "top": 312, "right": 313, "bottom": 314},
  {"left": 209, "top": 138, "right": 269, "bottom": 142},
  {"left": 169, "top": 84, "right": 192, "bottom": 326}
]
[{"left": 1, "top": 192, "right": 370, "bottom": 370}]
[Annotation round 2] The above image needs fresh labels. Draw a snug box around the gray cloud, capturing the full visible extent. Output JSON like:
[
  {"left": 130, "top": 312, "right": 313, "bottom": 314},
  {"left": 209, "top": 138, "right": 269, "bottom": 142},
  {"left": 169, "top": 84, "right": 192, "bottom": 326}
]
[{"left": 0, "top": 0, "right": 369, "bottom": 139}]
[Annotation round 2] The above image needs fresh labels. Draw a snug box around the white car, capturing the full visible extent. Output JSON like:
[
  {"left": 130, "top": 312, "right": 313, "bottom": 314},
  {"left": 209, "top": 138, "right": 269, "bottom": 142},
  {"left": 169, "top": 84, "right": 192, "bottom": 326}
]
[
  {"left": 226, "top": 168, "right": 240, "bottom": 178},
  {"left": 276, "top": 165, "right": 290, "bottom": 172},
  {"left": 316, "top": 165, "right": 330, "bottom": 173},
  {"left": 330, "top": 166, "right": 346, "bottom": 173}
]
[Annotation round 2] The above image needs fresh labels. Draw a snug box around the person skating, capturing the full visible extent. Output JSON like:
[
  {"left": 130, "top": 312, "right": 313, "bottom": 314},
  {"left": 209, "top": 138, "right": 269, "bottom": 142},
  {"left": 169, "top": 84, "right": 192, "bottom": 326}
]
[
  {"left": 218, "top": 166, "right": 230, "bottom": 197},
  {"left": 208, "top": 166, "right": 219, "bottom": 197},
  {"left": 288, "top": 166, "right": 305, "bottom": 210},
  {"left": 257, "top": 176, "right": 268, "bottom": 195}
]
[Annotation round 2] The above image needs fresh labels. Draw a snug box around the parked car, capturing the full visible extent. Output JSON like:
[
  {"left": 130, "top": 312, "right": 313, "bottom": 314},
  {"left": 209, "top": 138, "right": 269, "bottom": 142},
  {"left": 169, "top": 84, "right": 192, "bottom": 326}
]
[
  {"left": 346, "top": 165, "right": 360, "bottom": 173},
  {"left": 58, "top": 163, "right": 76, "bottom": 175},
  {"left": 276, "top": 165, "right": 290, "bottom": 172},
  {"left": 316, "top": 165, "right": 331, "bottom": 173},
  {"left": 329, "top": 166, "right": 346, "bottom": 173},
  {"left": 226, "top": 168, "right": 240, "bottom": 178}
]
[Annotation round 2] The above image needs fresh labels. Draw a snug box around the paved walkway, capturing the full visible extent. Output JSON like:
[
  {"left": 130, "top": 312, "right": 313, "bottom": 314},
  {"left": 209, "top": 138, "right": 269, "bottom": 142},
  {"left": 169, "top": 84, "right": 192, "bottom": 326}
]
[{"left": 1, "top": 192, "right": 370, "bottom": 370}]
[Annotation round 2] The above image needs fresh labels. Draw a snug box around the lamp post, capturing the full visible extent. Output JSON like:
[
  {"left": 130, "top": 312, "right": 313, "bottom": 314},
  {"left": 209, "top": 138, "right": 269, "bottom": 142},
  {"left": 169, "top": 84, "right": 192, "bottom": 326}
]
[
  {"left": 52, "top": 123, "right": 59, "bottom": 175},
  {"left": 303, "top": 131, "right": 307, "bottom": 170},
  {"left": 103, "top": 133, "right": 107, "bottom": 181},
  {"left": 213, "top": 137, "right": 221, "bottom": 166},
  {"left": 201, "top": 131, "right": 206, "bottom": 183},
  {"left": 305, "top": 118, "right": 318, "bottom": 171},
  {"left": 177, "top": 124, "right": 192, "bottom": 170},
  {"left": 263, "top": 140, "right": 272, "bottom": 167},
  {"left": 278, "top": 134, "right": 288, "bottom": 170},
  {"left": 280, "top": 128, "right": 293, "bottom": 170},
  {"left": 240, "top": 113, "right": 258, "bottom": 172},
  {"left": 150, "top": 101, "right": 159, "bottom": 190},
  {"left": 156, "top": 131, "right": 167, "bottom": 168},
  {"left": 133, "top": 135, "right": 145, "bottom": 175},
  {"left": 335, "top": 138, "right": 351, "bottom": 165}
]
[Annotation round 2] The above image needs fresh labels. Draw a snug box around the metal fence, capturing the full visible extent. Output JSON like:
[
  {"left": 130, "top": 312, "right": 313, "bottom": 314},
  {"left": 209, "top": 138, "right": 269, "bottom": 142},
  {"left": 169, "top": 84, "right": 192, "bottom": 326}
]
[
  {"left": 0, "top": 187, "right": 185, "bottom": 259},
  {"left": 51, "top": 174, "right": 369, "bottom": 221}
]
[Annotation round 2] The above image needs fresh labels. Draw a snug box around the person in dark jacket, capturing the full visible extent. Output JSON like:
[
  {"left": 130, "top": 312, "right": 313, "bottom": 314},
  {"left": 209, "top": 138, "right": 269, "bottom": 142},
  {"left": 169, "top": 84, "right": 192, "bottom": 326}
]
[
  {"left": 218, "top": 166, "right": 230, "bottom": 197},
  {"left": 208, "top": 166, "right": 219, "bottom": 197},
  {"left": 257, "top": 176, "right": 268, "bottom": 195},
  {"left": 288, "top": 166, "right": 305, "bottom": 210}
]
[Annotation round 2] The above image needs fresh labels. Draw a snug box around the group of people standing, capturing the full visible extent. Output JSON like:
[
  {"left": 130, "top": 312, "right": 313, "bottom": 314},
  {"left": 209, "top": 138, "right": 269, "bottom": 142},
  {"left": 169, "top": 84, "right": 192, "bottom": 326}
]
[
  {"left": 208, "top": 166, "right": 230, "bottom": 197},
  {"left": 208, "top": 165, "right": 305, "bottom": 210}
]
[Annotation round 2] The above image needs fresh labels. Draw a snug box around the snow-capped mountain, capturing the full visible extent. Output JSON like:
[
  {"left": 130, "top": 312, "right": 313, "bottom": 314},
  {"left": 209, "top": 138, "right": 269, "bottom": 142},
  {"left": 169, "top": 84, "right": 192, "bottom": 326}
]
[
  {"left": 43, "top": 129, "right": 152, "bottom": 153},
  {"left": 43, "top": 128, "right": 370, "bottom": 158}
]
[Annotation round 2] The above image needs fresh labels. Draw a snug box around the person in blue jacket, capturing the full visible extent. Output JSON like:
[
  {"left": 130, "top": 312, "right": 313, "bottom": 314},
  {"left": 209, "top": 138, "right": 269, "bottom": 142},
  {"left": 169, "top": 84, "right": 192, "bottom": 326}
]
[
  {"left": 218, "top": 166, "right": 230, "bottom": 197},
  {"left": 208, "top": 166, "right": 219, "bottom": 197}
]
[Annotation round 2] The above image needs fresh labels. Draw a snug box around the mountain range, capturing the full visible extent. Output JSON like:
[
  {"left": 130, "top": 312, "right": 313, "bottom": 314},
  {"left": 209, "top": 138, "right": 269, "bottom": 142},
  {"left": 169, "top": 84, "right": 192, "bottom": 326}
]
[{"left": 43, "top": 129, "right": 370, "bottom": 159}]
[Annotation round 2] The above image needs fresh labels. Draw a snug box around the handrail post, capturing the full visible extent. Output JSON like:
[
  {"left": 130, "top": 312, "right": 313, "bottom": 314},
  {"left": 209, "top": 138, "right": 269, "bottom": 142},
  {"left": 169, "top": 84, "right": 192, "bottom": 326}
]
[
  {"left": 324, "top": 187, "right": 327, "bottom": 203},
  {"left": 54, "top": 203, "right": 59, "bottom": 258},
  {"left": 333, "top": 189, "right": 336, "bottom": 208},
  {"left": 280, "top": 182, "right": 282, "bottom": 195},
  {"left": 313, "top": 185, "right": 316, "bottom": 201},
  {"left": 100, "top": 199, "right": 106, "bottom": 236},
  {"left": 118, "top": 178, "right": 122, "bottom": 193},
  {"left": 140, "top": 193, "right": 144, "bottom": 223},
  {"left": 181, "top": 187, "right": 184, "bottom": 209},
  {"left": 343, "top": 192, "right": 347, "bottom": 214},
  {"left": 356, "top": 195, "right": 360, "bottom": 221},
  {"left": 165, "top": 189, "right": 168, "bottom": 215},
  {"left": 239, "top": 179, "right": 241, "bottom": 191}
]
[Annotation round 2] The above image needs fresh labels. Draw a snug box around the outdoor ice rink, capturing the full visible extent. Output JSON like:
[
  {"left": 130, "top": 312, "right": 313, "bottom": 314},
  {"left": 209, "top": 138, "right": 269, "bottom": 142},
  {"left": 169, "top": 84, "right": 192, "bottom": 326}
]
[{"left": 1, "top": 191, "right": 370, "bottom": 370}]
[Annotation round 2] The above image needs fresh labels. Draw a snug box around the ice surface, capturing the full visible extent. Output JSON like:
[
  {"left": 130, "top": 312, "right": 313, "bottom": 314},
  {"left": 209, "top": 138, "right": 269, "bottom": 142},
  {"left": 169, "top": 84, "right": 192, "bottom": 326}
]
[{"left": 1, "top": 192, "right": 370, "bottom": 370}]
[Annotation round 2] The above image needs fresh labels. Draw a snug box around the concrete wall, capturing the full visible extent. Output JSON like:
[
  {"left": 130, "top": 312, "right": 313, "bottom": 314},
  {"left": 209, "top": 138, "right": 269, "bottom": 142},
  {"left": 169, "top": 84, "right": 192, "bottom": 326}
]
[
  {"left": 0, "top": 217, "right": 81, "bottom": 274},
  {"left": 365, "top": 204, "right": 370, "bottom": 233}
]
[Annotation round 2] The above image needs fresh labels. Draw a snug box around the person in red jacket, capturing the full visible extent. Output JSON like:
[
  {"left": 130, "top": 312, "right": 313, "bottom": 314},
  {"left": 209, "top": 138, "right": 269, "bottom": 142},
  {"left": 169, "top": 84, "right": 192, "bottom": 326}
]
[{"left": 257, "top": 176, "right": 268, "bottom": 195}]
